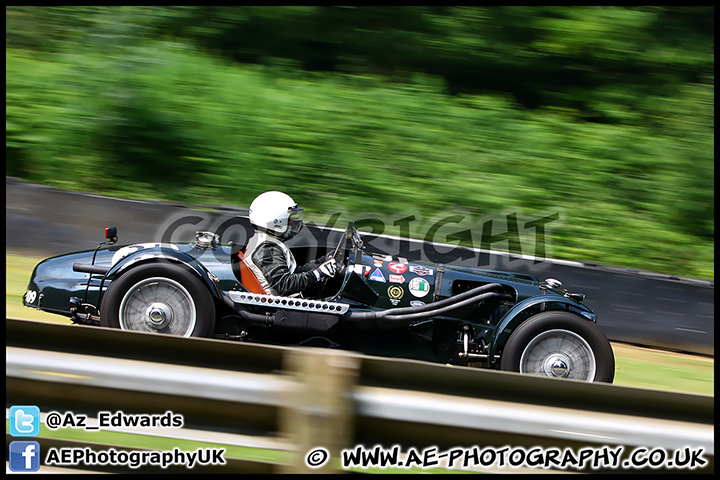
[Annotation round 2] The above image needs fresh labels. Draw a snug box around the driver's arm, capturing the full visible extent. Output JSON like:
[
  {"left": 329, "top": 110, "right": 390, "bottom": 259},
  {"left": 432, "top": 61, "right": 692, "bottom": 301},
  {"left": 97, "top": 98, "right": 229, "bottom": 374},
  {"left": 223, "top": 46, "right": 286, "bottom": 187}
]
[
  {"left": 251, "top": 244, "right": 327, "bottom": 296},
  {"left": 294, "top": 255, "right": 326, "bottom": 273}
]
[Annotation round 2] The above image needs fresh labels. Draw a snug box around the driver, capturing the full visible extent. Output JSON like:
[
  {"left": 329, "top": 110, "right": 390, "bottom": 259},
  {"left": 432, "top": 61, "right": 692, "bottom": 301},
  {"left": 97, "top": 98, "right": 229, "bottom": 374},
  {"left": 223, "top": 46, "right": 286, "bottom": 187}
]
[{"left": 243, "top": 191, "right": 337, "bottom": 296}]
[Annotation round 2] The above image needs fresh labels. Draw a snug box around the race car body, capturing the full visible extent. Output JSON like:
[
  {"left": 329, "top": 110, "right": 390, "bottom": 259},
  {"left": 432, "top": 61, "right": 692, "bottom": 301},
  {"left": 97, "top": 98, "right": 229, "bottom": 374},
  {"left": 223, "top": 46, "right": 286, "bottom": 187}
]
[{"left": 23, "top": 223, "right": 614, "bottom": 382}]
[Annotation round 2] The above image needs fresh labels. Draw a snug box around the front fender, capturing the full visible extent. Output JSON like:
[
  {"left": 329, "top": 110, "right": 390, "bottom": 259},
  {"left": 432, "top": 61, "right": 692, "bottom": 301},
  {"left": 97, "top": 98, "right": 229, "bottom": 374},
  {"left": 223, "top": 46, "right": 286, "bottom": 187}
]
[
  {"left": 102, "top": 244, "right": 223, "bottom": 303},
  {"left": 487, "top": 294, "right": 597, "bottom": 361}
]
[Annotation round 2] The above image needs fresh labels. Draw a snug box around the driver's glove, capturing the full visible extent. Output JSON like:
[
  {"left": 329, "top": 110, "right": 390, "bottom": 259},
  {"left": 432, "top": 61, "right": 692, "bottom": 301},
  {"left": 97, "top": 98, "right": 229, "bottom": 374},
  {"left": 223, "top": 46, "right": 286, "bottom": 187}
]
[{"left": 312, "top": 257, "right": 337, "bottom": 281}]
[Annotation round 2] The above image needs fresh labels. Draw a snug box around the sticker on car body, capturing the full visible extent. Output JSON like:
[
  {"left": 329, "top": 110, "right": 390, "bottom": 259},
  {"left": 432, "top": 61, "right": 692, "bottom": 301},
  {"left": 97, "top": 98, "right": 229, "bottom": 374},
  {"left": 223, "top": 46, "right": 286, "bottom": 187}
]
[
  {"left": 409, "top": 265, "right": 434, "bottom": 276},
  {"left": 388, "top": 285, "right": 404, "bottom": 305},
  {"left": 388, "top": 262, "right": 407, "bottom": 274},
  {"left": 368, "top": 268, "right": 386, "bottom": 282},
  {"left": 408, "top": 277, "right": 430, "bottom": 297}
]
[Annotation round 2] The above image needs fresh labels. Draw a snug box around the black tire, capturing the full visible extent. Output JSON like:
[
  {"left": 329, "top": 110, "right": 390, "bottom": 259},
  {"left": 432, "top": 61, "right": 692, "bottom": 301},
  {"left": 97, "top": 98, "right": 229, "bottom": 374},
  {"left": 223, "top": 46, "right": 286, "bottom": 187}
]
[
  {"left": 100, "top": 263, "right": 215, "bottom": 338},
  {"left": 500, "top": 311, "right": 615, "bottom": 383}
]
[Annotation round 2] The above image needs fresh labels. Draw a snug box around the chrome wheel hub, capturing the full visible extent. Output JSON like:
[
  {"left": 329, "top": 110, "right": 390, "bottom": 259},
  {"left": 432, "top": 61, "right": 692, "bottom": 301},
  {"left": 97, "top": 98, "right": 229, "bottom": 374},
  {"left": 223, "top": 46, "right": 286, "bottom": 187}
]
[
  {"left": 543, "top": 354, "right": 570, "bottom": 377},
  {"left": 145, "top": 302, "right": 173, "bottom": 329}
]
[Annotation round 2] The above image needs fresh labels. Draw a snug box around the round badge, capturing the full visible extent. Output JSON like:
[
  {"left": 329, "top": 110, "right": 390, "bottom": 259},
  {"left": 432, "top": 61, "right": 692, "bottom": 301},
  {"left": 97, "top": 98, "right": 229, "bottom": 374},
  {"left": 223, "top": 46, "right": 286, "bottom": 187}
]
[
  {"left": 408, "top": 277, "right": 430, "bottom": 298},
  {"left": 388, "top": 262, "right": 407, "bottom": 274},
  {"left": 388, "top": 285, "right": 404, "bottom": 300}
]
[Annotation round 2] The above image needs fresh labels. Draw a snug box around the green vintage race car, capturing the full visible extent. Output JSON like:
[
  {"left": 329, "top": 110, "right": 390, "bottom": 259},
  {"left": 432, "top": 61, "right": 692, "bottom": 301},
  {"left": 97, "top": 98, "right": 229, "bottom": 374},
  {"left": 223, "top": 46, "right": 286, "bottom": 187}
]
[{"left": 23, "top": 222, "right": 614, "bottom": 382}]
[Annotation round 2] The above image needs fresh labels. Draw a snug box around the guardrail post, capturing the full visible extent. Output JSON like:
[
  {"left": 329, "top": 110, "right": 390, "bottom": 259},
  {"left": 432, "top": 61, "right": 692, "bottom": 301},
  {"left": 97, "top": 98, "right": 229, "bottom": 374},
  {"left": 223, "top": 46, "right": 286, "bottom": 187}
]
[{"left": 277, "top": 348, "right": 359, "bottom": 473}]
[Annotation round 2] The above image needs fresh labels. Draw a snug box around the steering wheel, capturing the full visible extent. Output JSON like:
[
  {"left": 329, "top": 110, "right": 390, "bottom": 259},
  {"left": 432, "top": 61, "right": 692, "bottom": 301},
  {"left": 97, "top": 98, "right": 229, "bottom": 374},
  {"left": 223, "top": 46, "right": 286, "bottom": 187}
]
[
  {"left": 350, "top": 221, "right": 363, "bottom": 250},
  {"left": 307, "top": 227, "right": 348, "bottom": 298},
  {"left": 328, "top": 227, "right": 348, "bottom": 271},
  {"left": 313, "top": 224, "right": 363, "bottom": 299}
]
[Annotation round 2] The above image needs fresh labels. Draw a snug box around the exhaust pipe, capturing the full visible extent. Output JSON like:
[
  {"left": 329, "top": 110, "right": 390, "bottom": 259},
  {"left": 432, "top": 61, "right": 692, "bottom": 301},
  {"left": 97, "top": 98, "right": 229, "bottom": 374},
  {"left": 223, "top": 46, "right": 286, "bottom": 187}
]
[
  {"left": 223, "top": 282, "right": 514, "bottom": 326},
  {"left": 343, "top": 283, "right": 513, "bottom": 322}
]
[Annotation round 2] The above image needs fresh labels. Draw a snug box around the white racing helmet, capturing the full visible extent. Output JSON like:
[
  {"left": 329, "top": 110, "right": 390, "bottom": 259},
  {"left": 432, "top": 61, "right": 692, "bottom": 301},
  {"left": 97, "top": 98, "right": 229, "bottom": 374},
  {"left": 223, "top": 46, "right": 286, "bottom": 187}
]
[{"left": 249, "top": 191, "right": 304, "bottom": 238}]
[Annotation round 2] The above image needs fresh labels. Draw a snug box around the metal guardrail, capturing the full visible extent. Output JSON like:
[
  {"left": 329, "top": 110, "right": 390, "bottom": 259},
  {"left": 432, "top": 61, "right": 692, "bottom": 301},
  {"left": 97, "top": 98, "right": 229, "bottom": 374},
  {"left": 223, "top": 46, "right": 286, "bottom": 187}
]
[{"left": 5, "top": 319, "right": 714, "bottom": 473}]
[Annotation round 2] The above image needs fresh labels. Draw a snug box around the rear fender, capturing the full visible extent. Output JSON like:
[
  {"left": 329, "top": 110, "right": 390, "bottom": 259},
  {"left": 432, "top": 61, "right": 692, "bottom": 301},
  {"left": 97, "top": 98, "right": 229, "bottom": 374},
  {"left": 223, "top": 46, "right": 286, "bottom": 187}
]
[
  {"left": 102, "top": 244, "right": 222, "bottom": 304},
  {"left": 487, "top": 295, "right": 596, "bottom": 362}
]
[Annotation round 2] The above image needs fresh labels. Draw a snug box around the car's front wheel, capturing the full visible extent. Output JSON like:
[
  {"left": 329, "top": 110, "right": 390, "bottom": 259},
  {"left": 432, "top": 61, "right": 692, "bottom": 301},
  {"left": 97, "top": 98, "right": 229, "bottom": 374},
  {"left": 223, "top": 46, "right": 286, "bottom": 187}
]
[
  {"left": 499, "top": 311, "right": 614, "bottom": 383},
  {"left": 100, "top": 263, "right": 215, "bottom": 337}
]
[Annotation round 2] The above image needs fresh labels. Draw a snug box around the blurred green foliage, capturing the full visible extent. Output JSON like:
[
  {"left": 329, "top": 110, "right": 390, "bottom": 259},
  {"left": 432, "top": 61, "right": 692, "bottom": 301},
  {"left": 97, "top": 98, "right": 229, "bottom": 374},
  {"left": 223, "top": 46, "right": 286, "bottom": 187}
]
[{"left": 5, "top": 6, "right": 714, "bottom": 278}]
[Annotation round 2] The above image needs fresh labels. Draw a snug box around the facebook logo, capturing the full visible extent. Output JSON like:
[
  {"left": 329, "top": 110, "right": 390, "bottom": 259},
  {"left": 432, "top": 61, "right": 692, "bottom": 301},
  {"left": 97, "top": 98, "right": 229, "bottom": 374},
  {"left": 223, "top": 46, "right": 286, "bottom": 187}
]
[
  {"left": 9, "top": 441, "right": 41, "bottom": 472},
  {"left": 9, "top": 405, "right": 40, "bottom": 437}
]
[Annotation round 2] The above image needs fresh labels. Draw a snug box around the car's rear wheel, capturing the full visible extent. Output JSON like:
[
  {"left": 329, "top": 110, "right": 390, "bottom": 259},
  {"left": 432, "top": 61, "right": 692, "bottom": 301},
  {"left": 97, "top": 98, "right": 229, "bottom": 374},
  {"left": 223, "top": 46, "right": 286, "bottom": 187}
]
[
  {"left": 100, "top": 263, "right": 215, "bottom": 337},
  {"left": 500, "top": 311, "right": 614, "bottom": 383}
]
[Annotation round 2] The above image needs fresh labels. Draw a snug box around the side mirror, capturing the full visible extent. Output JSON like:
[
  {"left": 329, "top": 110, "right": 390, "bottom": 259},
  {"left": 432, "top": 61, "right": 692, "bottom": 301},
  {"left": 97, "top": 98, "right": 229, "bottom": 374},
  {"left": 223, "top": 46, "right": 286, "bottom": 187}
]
[
  {"left": 105, "top": 226, "right": 118, "bottom": 245},
  {"left": 91, "top": 226, "right": 119, "bottom": 263}
]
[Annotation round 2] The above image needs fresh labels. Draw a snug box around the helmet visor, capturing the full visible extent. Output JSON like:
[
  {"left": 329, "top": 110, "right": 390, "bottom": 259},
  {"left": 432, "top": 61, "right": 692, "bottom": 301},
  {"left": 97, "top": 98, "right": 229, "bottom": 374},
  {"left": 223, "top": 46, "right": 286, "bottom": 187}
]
[{"left": 287, "top": 206, "right": 304, "bottom": 237}]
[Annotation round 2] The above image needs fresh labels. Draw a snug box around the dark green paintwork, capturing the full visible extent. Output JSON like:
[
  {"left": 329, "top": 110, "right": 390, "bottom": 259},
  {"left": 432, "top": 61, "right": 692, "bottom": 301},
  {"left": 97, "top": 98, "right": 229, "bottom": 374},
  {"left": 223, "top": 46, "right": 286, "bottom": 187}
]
[{"left": 23, "top": 227, "right": 598, "bottom": 368}]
